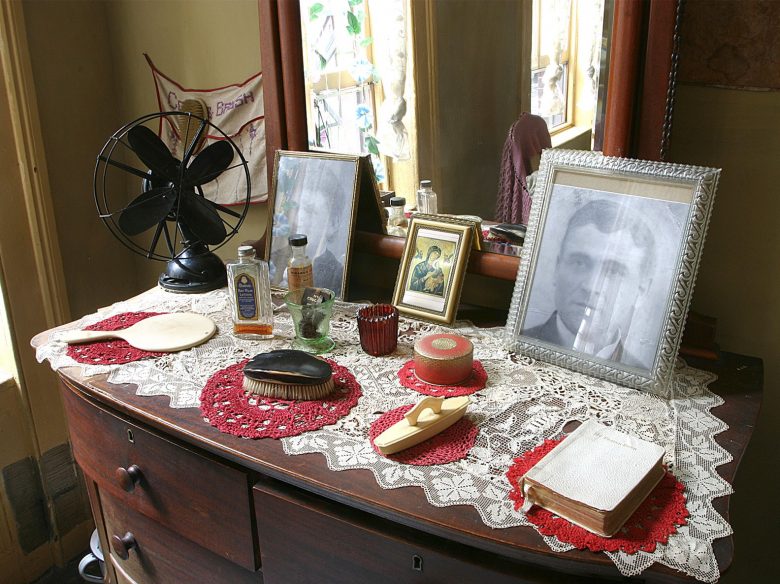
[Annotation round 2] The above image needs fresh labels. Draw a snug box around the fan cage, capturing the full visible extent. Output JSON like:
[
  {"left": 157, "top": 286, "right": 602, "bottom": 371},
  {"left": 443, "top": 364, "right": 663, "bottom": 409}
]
[{"left": 93, "top": 111, "right": 252, "bottom": 263}]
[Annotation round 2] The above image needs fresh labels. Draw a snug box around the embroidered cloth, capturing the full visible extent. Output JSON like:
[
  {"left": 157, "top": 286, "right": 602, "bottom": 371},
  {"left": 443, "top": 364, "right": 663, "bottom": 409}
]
[
  {"left": 397, "top": 359, "right": 488, "bottom": 396},
  {"left": 35, "top": 287, "right": 732, "bottom": 582},
  {"left": 66, "top": 312, "right": 165, "bottom": 365},
  {"left": 200, "top": 358, "right": 361, "bottom": 439}
]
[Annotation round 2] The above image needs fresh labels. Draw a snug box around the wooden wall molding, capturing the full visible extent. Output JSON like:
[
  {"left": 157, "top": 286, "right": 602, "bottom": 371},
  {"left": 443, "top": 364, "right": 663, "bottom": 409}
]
[
  {"left": 258, "top": 0, "right": 308, "bottom": 193},
  {"left": 0, "top": 0, "right": 90, "bottom": 572},
  {"left": 603, "top": 0, "right": 680, "bottom": 161},
  {"left": 0, "top": 0, "right": 69, "bottom": 327}
]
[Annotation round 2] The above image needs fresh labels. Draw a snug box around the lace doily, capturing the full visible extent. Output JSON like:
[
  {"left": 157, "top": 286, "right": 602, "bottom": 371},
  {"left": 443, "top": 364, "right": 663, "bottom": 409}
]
[
  {"left": 397, "top": 359, "right": 488, "bottom": 396},
  {"left": 66, "top": 312, "right": 165, "bottom": 365},
  {"left": 34, "top": 286, "right": 733, "bottom": 582},
  {"left": 369, "top": 404, "right": 479, "bottom": 465},
  {"left": 200, "top": 358, "right": 361, "bottom": 439},
  {"left": 506, "top": 437, "right": 688, "bottom": 554}
]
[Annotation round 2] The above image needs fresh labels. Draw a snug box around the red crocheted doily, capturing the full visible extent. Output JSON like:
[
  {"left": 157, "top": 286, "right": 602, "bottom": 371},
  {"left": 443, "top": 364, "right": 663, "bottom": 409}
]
[
  {"left": 66, "top": 312, "right": 165, "bottom": 365},
  {"left": 200, "top": 358, "right": 362, "bottom": 439},
  {"left": 506, "top": 437, "right": 689, "bottom": 554},
  {"left": 397, "top": 360, "right": 487, "bottom": 397},
  {"left": 369, "top": 404, "right": 479, "bottom": 465}
]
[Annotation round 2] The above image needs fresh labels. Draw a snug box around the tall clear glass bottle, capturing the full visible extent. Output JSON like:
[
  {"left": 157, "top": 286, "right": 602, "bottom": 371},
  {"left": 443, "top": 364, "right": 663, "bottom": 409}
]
[
  {"left": 226, "top": 245, "right": 274, "bottom": 339},
  {"left": 416, "top": 180, "right": 438, "bottom": 214},
  {"left": 386, "top": 196, "right": 408, "bottom": 237},
  {"left": 287, "top": 234, "right": 314, "bottom": 290}
]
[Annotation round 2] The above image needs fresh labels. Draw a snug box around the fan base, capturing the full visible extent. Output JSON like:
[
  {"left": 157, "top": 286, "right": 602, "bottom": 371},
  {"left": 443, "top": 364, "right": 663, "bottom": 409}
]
[
  {"left": 158, "top": 273, "right": 227, "bottom": 294},
  {"left": 158, "top": 248, "right": 227, "bottom": 294}
]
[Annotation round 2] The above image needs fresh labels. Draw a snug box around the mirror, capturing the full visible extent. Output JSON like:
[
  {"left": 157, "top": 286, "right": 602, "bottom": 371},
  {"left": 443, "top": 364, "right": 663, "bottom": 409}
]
[
  {"left": 297, "top": 0, "right": 613, "bottom": 222},
  {"left": 259, "top": 0, "right": 681, "bottom": 255}
]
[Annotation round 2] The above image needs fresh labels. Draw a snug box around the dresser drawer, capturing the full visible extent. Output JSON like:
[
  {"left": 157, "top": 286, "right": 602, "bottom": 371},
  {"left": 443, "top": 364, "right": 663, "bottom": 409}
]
[
  {"left": 63, "top": 385, "right": 257, "bottom": 571},
  {"left": 100, "top": 489, "right": 262, "bottom": 584},
  {"left": 253, "top": 479, "right": 587, "bottom": 584}
]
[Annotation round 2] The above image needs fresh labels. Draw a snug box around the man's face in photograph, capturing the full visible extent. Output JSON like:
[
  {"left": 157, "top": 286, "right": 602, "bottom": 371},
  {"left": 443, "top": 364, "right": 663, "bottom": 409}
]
[{"left": 554, "top": 222, "right": 651, "bottom": 345}]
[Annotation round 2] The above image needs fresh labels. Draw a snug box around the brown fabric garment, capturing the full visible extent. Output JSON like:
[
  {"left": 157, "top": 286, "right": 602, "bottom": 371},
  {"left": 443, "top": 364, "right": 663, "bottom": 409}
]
[{"left": 494, "top": 113, "right": 551, "bottom": 224}]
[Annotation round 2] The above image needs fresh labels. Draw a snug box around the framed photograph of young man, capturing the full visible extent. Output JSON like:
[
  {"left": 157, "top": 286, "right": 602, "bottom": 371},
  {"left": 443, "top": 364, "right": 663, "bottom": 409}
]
[
  {"left": 506, "top": 149, "right": 720, "bottom": 393},
  {"left": 392, "top": 216, "right": 473, "bottom": 324},
  {"left": 266, "top": 151, "right": 384, "bottom": 300}
]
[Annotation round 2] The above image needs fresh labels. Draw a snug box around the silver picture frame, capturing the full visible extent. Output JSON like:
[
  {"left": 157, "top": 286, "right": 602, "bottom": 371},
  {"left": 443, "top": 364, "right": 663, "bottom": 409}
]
[{"left": 505, "top": 149, "right": 720, "bottom": 394}]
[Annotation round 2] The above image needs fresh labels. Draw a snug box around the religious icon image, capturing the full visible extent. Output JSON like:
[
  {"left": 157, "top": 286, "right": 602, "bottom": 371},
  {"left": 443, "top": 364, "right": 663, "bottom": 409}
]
[
  {"left": 393, "top": 217, "right": 473, "bottom": 325},
  {"left": 406, "top": 239, "right": 455, "bottom": 298}
]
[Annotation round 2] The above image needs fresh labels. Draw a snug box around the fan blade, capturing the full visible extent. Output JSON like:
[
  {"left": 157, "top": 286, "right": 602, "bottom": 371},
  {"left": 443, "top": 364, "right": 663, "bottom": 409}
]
[
  {"left": 207, "top": 199, "right": 242, "bottom": 219},
  {"left": 117, "top": 187, "right": 176, "bottom": 236},
  {"left": 98, "top": 155, "right": 154, "bottom": 181},
  {"left": 127, "top": 125, "right": 179, "bottom": 181},
  {"left": 184, "top": 140, "right": 234, "bottom": 187},
  {"left": 179, "top": 191, "right": 227, "bottom": 245}
]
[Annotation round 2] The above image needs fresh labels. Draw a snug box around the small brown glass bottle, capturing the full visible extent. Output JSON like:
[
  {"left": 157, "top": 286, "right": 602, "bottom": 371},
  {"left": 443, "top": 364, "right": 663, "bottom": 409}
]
[
  {"left": 287, "top": 234, "right": 314, "bottom": 290},
  {"left": 386, "top": 196, "right": 408, "bottom": 237}
]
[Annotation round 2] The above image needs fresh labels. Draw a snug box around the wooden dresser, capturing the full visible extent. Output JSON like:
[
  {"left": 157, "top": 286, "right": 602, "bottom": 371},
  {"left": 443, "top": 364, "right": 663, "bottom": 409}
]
[{"left": 54, "top": 351, "right": 761, "bottom": 584}]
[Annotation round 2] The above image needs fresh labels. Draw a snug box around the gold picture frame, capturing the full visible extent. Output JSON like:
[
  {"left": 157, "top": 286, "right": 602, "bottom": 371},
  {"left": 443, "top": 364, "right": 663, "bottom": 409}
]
[
  {"left": 266, "top": 150, "right": 384, "bottom": 300},
  {"left": 413, "top": 213, "right": 484, "bottom": 251},
  {"left": 392, "top": 216, "right": 473, "bottom": 324}
]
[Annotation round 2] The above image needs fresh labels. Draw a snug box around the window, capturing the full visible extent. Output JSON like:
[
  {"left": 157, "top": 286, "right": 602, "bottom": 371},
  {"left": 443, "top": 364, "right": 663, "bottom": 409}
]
[
  {"left": 531, "top": 0, "right": 604, "bottom": 138},
  {"left": 300, "top": 0, "right": 386, "bottom": 182},
  {"left": 0, "top": 273, "right": 17, "bottom": 380}
]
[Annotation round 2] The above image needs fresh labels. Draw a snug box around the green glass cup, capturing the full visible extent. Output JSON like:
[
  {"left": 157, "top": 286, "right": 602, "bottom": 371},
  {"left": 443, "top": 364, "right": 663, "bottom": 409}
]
[{"left": 284, "top": 287, "right": 336, "bottom": 354}]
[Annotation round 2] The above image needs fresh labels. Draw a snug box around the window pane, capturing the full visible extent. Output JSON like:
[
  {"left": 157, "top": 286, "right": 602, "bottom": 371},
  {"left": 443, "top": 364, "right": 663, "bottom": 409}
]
[
  {"left": 531, "top": 64, "right": 568, "bottom": 129},
  {"left": 301, "top": 0, "right": 386, "bottom": 183},
  {"left": 535, "top": 0, "right": 572, "bottom": 68},
  {"left": 531, "top": 0, "right": 573, "bottom": 129},
  {"left": 310, "top": 85, "right": 375, "bottom": 155}
]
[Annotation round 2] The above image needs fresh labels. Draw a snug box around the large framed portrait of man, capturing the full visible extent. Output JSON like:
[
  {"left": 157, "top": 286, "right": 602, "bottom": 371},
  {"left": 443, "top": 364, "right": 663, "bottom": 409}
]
[{"left": 506, "top": 150, "right": 720, "bottom": 393}]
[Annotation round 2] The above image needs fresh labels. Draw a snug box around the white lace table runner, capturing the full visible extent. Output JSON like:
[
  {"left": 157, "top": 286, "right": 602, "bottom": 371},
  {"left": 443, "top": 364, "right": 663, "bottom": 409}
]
[{"left": 36, "top": 287, "right": 732, "bottom": 582}]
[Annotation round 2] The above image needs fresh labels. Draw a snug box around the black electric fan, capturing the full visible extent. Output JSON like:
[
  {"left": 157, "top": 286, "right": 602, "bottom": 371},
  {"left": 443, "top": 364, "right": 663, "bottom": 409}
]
[{"left": 94, "top": 111, "right": 251, "bottom": 292}]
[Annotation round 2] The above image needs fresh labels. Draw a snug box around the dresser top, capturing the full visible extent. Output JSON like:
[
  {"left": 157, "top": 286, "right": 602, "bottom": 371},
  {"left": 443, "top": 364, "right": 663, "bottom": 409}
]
[{"left": 54, "top": 349, "right": 763, "bottom": 583}]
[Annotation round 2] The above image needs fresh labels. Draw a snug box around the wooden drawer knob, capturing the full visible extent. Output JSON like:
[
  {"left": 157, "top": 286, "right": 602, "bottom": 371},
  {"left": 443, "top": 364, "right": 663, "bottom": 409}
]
[
  {"left": 111, "top": 532, "right": 137, "bottom": 560},
  {"left": 115, "top": 465, "right": 142, "bottom": 492}
]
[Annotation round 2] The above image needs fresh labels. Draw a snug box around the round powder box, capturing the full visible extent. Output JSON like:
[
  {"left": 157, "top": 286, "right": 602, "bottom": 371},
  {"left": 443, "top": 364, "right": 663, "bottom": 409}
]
[{"left": 413, "top": 333, "right": 474, "bottom": 385}]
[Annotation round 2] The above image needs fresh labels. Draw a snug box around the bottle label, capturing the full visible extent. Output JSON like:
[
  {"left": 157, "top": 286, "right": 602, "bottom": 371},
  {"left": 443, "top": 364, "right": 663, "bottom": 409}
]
[
  {"left": 234, "top": 273, "right": 258, "bottom": 320},
  {"left": 288, "top": 265, "right": 313, "bottom": 290}
]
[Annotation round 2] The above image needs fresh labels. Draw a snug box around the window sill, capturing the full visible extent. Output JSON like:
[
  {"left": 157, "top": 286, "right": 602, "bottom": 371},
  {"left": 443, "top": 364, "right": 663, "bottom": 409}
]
[
  {"left": 550, "top": 124, "right": 592, "bottom": 149},
  {"left": 0, "top": 370, "right": 16, "bottom": 392}
]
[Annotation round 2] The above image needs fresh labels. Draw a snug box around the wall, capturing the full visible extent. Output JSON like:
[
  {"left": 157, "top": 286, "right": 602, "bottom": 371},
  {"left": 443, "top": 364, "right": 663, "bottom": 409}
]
[
  {"left": 0, "top": 376, "right": 35, "bottom": 582},
  {"left": 103, "top": 0, "right": 268, "bottom": 288},
  {"left": 12, "top": 0, "right": 266, "bottom": 579},
  {"left": 668, "top": 5, "right": 780, "bottom": 581},
  {"left": 670, "top": 84, "right": 779, "bottom": 582},
  {"left": 24, "top": 0, "right": 267, "bottom": 316},
  {"left": 23, "top": 0, "right": 137, "bottom": 319},
  {"left": 425, "top": 0, "right": 529, "bottom": 217},
  {"left": 2, "top": 2, "right": 97, "bottom": 577}
]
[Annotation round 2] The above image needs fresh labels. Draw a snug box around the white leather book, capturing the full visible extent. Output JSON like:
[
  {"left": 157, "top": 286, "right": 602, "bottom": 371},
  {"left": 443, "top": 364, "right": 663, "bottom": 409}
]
[{"left": 521, "top": 419, "right": 666, "bottom": 537}]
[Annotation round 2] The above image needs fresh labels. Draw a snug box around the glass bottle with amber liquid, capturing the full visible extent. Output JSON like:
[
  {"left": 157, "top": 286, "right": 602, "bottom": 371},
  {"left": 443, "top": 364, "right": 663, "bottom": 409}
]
[{"left": 226, "top": 245, "right": 274, "bottom": 339}]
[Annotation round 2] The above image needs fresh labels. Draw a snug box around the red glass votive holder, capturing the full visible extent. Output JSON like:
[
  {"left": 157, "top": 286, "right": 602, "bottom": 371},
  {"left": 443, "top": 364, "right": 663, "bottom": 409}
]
[{"left": 356, "top": 304, "right": 399, "bottom": 356}]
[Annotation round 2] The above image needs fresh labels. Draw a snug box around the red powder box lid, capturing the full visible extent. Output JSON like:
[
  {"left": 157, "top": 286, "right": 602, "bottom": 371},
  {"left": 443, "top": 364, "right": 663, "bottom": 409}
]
[
  {"left": 413, "top": 334, "right": 474, "bottom": 385},
  {"left": 414, "top": 333, "right": 473, "bottom": 360}
]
